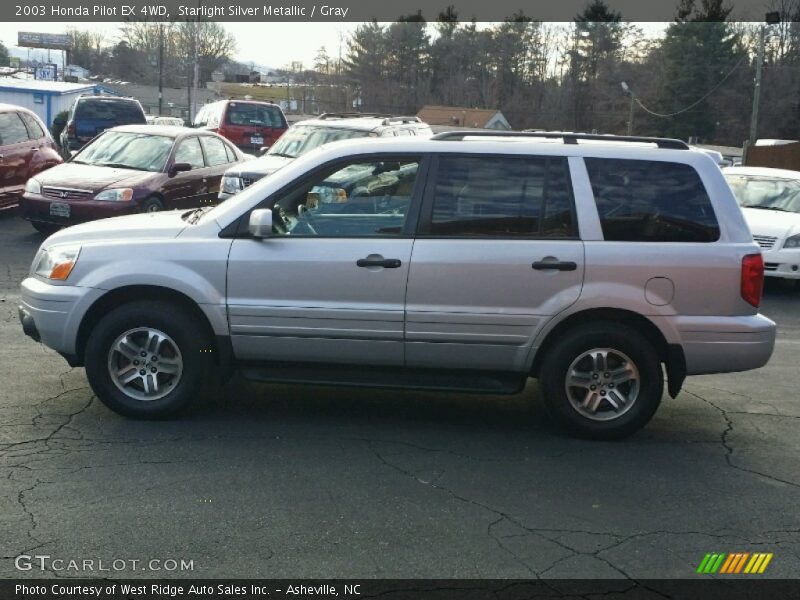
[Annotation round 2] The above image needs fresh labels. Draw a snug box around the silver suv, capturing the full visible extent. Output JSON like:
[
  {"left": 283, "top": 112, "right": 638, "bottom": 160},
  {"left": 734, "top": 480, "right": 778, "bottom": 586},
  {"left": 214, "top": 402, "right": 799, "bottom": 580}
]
[
  {"left": 18, "top": 131, "right": 776, "bottom": 439},
  {"left": 218, "top": 113, "right": 433, "bottom": 200}
]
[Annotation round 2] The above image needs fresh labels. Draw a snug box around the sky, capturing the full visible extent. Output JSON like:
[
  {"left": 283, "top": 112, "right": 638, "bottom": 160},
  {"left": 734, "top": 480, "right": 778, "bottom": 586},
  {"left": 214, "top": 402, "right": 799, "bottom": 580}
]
[{"left": 0, "top": 22, "right": 359, "bottom": 70}]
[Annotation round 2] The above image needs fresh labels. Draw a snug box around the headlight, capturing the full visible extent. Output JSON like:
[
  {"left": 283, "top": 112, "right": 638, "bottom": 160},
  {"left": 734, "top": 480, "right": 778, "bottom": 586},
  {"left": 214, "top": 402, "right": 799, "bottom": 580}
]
[
  {"left": 784, "top": 234, "right": 800, "bottom": 249},
  {"left": 25, "top": 179, "right": 41, "bottom": 194},
  {"left": 33, "top": 245, "right": 81, "bottom": 281},
  {"left": 221, "top": 175, "right": 243, "bottom": 195},
  {"left": 94, "top": 188, "right": 133, "bottom": 202}
]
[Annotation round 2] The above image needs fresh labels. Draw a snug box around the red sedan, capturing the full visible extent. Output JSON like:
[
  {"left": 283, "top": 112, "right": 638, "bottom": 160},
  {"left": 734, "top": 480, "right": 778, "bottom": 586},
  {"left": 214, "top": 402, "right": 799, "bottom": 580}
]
[
  {"left": 0, "top": 104, "right": 62, "bottom": 211},
  {"left": 20, "top": 125, "right": 249, "bottom": 233}
]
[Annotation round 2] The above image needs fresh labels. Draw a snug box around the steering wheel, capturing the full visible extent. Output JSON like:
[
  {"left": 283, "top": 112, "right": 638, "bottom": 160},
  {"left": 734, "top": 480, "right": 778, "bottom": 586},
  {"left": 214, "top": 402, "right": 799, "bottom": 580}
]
[{"left": 272, "top": 206, "right": 289, "bottom": 235}]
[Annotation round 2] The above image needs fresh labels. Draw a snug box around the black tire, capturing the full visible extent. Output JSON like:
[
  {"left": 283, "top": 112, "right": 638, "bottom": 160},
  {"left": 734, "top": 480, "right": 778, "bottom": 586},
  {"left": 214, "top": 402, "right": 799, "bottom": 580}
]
[
  {"left": 84, "top": 301, "right": 212, "bottom": 419},
  {"left": 140, "top": 196, "right": 165, "bottom": 213},
  {"left": 539, "top": 322, "right": 663, "bottom": 440},
  {"left": 31, "top": 221, "right": 60, "bottom": 235}
]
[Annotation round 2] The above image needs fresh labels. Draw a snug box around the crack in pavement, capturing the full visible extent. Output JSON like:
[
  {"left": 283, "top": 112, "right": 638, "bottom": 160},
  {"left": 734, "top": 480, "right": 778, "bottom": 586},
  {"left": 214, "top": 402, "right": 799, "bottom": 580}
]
[
  {"left": 684, "top": 389, "right": 800, "bottom": 490},
  {"left": 363, "top": 439, "right": 673, "bottom": 598}
]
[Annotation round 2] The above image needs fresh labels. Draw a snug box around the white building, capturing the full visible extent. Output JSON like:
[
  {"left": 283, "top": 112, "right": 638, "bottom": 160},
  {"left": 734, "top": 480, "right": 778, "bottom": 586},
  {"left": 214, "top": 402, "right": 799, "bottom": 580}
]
[{"left": 0, "top": 78, "right": 97, "bottom": 127}]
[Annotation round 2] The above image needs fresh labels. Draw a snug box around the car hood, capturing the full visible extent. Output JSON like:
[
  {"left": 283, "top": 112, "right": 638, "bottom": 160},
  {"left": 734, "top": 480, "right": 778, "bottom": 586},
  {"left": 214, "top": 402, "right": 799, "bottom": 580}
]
[
  {"left": 227, "top": 154, "right": 294, "bottom": 178},
  {"left": 34, "top": 163, "right": 159, "bottom": 191},
  {"left": 43, "top": 211, "right": 189, "bottom": 246},
  {"left": 741, "top": 207, "right": 800, "bottom": 238}
]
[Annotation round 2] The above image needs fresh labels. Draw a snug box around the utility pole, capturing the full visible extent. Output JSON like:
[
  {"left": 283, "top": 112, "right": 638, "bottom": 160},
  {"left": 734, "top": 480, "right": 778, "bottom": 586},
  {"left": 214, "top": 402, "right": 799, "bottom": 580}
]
[
  {"left": 750, "top": 12, "right": 781, "bottom": 147},
  {"left": 749, "top": 25, "right": 766, "bottom": 146},
  {"left": 621, "top": 81, "right": 635, "bottom": 136},
  {"left": 158, "top": 24, "right": 164, "bottom": 116},
  {"left": 192, "top": 21, "right": 199, "bottom": 121}
]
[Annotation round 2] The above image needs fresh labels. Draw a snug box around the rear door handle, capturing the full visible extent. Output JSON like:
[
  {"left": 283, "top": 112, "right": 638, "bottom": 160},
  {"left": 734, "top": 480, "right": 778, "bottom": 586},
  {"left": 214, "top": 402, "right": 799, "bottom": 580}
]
[
  {"left": 532, "top": 260, "right": 578, "bottom": 271},
  {"left": 357, "top": 258, "right": 402, "bottom": 268}
]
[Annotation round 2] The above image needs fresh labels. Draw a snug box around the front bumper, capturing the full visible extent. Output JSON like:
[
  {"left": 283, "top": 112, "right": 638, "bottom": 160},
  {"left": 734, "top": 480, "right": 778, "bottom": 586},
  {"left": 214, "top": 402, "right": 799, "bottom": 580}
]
[
  {"left": 759, "top": 246, "right": 800, "bottom": 279},
  {"left": 672, "top": 314, "right": 776, "bottom": 375},
  {"left": 20, "top": 193, "right": 138, "bottom": 226},
  {"left": 19, "top": 276, "right": 103, "bottom": 360}
]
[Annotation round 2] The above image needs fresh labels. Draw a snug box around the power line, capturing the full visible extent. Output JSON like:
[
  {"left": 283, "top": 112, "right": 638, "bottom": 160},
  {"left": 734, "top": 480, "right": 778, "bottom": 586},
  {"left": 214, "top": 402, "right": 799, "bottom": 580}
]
[{"left": 632, "top": 53, "right": 748, "bottom": 118}]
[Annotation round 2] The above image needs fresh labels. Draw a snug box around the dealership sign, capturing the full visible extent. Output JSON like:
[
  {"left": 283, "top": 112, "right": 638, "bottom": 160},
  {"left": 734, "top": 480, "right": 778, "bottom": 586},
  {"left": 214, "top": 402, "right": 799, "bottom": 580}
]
[{"left": 34, "top": 63, "right": 58, "bottom": 81}]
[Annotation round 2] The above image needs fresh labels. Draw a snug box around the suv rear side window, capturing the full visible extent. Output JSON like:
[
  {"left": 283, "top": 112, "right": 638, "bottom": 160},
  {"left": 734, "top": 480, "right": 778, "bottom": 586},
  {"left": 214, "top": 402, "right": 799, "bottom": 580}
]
[
  {"left": 427, "top": 155, "right": 576, "bottom": 238},
  {"left": 76, "top": 100, "right": 144, "bottom": 123},
  {"left": 226, "top": 103, "right": 284, "bottom": 128},
  {"left": 585, "top": 158, "right": 719, "bottom": 243}
]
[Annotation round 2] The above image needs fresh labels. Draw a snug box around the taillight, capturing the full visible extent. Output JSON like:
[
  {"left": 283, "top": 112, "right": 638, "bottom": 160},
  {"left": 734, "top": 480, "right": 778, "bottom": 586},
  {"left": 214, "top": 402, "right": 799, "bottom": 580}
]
[
  {"left": 741, "top": 253, "right": 765, "bottom": 308},
  {"left": 66, "top": 121, "right": 75, "bottom": 137}
]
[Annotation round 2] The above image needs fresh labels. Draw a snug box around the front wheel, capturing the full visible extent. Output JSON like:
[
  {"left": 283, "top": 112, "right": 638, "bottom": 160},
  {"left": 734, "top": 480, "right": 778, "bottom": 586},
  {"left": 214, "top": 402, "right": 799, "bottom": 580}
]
[
  {"left": 84, "top": 301, "right": 212, "bottom": 418},
  {"left": 140, "top": 196, "right": 165, "bottom": 213},
  {"left": 539, "top": 322, "right": 663, "bottom": 440}
]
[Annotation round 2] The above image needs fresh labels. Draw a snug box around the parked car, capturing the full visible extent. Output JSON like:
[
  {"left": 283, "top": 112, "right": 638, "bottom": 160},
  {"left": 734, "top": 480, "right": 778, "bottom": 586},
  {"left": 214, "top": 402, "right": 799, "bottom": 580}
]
[
  {"left": 20, "top": 125, "right": 248, "bottom": 232},
  {"left": 723, "top": 166, "right": 800, "bottom": 282},
  {"left": 219, "top": 113, "right": 432, "bottom": 199},
  {"left": 193, "top": 99, "right": 287, "bottom": 153},
  {"left": 18, "top": 132, "right": 775, "bottom": 439},
  {"left": 57, "top": 96, "right": 147, "bottom": 157},
  {"left": 0, "top": 104, "right": 62, "bottom": 210}
]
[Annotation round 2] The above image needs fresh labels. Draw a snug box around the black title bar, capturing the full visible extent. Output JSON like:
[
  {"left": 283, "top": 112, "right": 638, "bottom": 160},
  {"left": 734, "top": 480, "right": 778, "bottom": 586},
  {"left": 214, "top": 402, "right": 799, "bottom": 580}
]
[{"left": 4, "top": 0, "right": 781, "bottom": 22}]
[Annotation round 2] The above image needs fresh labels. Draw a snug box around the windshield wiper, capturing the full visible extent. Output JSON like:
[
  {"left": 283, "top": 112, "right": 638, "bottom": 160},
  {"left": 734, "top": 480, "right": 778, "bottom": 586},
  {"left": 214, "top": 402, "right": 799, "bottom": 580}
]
[
  {"left": 100, "top": 162, "right": 146, "bottom": 171},
  {"left": 266, "top": 152, "right": 295, "bottom": 158},
  {"left": 184, "top": 206, "right": 211, "bottom": 224},
  {"left": 742, "top": 205, "right": 790, "bottom": 212}
]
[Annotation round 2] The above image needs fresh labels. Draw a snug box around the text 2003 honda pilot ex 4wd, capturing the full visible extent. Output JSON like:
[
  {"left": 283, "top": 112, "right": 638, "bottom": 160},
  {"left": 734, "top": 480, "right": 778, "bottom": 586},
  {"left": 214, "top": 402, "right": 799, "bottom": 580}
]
[{"left": 18, "top": 132, "right": 776, "bottom": 439}]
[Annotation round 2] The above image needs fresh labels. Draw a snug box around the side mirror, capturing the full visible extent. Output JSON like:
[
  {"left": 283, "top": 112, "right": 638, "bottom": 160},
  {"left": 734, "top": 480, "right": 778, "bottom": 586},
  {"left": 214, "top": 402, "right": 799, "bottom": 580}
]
[
  {"left": 249, "top": 209, "right": 273, "bottom": 238},
  {"left": 168, "top": 162, "right": 192, "bottom": 177},
  {"left": 53, "top": 114, "right": 67, "bottom": 127},
  {"left": 258, "top": 146, "right": 270, "bottom": 156}
]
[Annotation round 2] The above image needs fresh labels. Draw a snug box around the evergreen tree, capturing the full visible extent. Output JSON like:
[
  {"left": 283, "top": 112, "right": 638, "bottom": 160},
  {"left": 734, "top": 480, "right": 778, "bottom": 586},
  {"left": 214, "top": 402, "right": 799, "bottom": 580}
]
[{"left": 656, "top": 0, "right": 743, "bottom": 141}]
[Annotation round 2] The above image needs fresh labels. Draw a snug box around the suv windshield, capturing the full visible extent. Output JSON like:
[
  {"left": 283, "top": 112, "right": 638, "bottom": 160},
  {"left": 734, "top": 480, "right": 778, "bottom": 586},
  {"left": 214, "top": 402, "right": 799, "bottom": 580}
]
[
  {"left": 268, "top": 125, "right": 371, "bottom": 159},
  {"left": 75, "top": 131, "right": 174, "bottom": 172},
  {"left": 226, "top": 103, "right": 284, "bottom": 127},
  {"left": 725, "top": 174, "right": 800, "bottom": 213},
  {"left": 76, "top": 99, "right": 144, "bottom": 122}
]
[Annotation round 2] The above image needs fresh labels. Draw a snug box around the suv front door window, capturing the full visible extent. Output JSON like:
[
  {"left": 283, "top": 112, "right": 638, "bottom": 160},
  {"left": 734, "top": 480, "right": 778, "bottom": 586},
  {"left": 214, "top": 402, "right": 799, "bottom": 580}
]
[{"left": 226, "top": 155, "right": 424, "bottom": 366}]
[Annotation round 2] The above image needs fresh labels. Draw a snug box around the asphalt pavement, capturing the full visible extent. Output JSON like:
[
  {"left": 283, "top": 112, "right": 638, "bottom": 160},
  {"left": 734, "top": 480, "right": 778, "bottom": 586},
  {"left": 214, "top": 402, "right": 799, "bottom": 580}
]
[{"left": 1, "top": 211, "right": 798, "bottom": 580}]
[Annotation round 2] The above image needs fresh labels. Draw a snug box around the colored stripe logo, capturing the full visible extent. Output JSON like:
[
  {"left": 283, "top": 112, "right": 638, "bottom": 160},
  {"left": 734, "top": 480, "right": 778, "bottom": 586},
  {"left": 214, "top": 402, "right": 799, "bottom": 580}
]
[{"left": 697, "top": 552, "right": 773, "bottom": 574}]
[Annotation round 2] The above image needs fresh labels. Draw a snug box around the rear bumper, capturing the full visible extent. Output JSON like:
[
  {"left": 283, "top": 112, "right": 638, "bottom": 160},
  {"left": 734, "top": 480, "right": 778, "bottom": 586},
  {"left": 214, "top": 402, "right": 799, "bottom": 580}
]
[
  {"left": 672, "top": 314, "right": 776, "bottom": 375},
  {"left": 20, "top": 193, "right": 138, "bottom": 226}
]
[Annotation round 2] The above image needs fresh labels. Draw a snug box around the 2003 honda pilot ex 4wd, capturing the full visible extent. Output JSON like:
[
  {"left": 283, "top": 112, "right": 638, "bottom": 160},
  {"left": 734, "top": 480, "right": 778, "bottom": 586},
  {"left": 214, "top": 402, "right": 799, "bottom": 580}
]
[{"left": 19, "top": 131, "right": 776, "bottom": 439}]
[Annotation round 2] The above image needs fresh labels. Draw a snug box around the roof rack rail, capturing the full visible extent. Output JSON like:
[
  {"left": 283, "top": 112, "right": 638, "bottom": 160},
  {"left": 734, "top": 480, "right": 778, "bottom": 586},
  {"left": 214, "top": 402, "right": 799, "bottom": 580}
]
[
  {"left": 381, "top": 116, "right": 422, "bottom": 125},
  {"left": 318, "top": 112, "right": 392, "bottom": 120},
  {"left": 431, "top": 130, "right": 690, "bottom": 150}
]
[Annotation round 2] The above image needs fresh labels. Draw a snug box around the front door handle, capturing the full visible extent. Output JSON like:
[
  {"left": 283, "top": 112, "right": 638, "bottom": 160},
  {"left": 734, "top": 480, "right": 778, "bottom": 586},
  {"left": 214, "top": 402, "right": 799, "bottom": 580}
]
[
  {"left": 357, "top": 257, "right": 402, "bottom": 268},
  {"left": 532, "top": 260, "right": 578, "bottom": 271}
]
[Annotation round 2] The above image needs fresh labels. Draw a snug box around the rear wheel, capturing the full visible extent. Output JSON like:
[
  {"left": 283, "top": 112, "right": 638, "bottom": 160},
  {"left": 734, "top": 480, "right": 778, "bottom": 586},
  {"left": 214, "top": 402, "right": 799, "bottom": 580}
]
[
  {"left": 140, "top": 196, "right": 164, "bottom": 213},
  {"left": 539, "top": 322, "right": 663, "bottom": 440},
  {"left": 84, "top": 301, "right": 212, "bottom": 418}
]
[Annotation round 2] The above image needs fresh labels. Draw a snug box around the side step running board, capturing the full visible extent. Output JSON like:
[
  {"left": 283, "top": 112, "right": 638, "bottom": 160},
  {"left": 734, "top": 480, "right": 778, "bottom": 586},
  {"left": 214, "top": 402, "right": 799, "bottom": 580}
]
[{"left": 239, "top": 363, "right": 527, "bottom": 395}]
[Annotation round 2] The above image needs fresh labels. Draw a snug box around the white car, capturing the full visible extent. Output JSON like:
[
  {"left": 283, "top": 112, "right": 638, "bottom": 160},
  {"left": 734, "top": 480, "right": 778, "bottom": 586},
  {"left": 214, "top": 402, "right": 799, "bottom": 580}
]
[{"left": 723, "top": 166, "right": 800, "bottom": 281}]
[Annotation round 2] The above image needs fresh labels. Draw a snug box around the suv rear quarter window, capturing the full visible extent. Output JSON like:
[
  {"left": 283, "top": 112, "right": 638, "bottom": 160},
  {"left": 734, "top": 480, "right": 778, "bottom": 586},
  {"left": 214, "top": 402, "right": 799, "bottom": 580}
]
[
  {"left": 424, "top": 155, "right": 576, "bottom": 238},
  {"left": 585, "top": 158, "right": 719, "bottom": 243}
]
